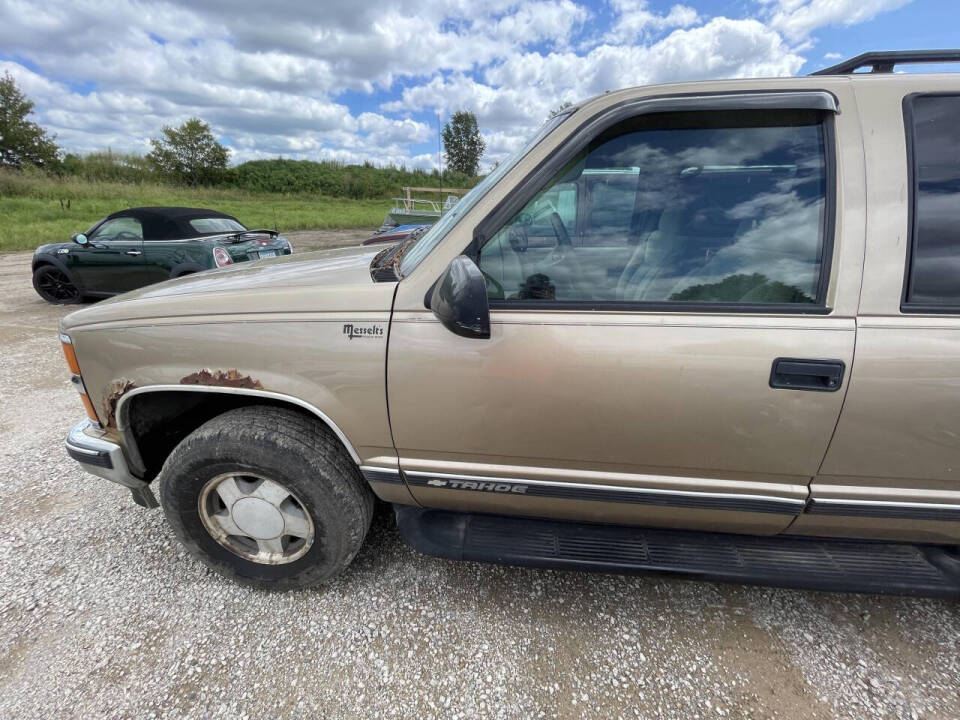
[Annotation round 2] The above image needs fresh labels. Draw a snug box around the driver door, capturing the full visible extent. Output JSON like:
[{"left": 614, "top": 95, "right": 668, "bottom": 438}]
[
  {"left": 387, "top": 95, "right": 862, "bottom": 536},
  {"left": 71, "top": 216, "right": 148, "bottom": 293}
]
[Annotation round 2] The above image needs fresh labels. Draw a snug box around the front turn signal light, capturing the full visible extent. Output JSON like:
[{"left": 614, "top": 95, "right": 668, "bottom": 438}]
[
  {"left": 60, "top": 333, "right": 81, "bottom": 375},
  {"left": 62, "top": 334, "right": 100, "bottom": 424}
]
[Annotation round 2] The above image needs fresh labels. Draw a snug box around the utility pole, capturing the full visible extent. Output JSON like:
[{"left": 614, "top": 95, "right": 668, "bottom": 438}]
[{"left": 437, "top": 111, "right": 442, "bottom": 193}]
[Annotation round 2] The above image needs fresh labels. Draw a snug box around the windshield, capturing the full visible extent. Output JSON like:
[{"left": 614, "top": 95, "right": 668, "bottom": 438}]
[
  {"left": 398, "top": 111, "right": 571, "bottom": 276},
  {"left": 190, "top": 217, "right": 246, "bottom": 234}
]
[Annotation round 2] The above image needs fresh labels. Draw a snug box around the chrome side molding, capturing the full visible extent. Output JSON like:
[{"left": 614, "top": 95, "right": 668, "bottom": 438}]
[
  {"left": 363, "top": 467, "right": 804, "bottom": 515},
  {"left": 361, "top": 466, "right": 960, "bottom": 522}
]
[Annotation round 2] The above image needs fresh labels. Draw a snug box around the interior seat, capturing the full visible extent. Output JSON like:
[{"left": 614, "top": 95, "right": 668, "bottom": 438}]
[{"left": 616, "top": 207, "right": 692, "bottom": 301}]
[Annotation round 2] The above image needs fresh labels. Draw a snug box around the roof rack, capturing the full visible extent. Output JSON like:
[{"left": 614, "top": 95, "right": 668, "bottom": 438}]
[{"left": 810, "top": 49, "right": 960, "bottom": 76}]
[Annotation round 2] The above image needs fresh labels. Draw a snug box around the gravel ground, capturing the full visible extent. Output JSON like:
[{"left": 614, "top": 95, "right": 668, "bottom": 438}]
[{"left": 1, "top": 234, "right": 958, "bottom": 719}]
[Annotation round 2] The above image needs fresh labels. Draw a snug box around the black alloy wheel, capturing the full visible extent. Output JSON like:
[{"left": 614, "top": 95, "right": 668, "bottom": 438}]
[{"left": 33, "top": 265, "right": 81, "bottom": 304}]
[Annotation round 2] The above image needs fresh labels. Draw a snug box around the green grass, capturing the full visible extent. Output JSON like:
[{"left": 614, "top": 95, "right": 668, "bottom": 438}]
[{"left": 0, "top": 170, "right": 390, "bottom": 251}]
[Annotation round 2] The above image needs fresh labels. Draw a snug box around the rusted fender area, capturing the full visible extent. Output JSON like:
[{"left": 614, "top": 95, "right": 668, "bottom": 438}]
[
  {"left": 180, "top": 369, "right": 264, "bottom": 390},
  {"left": 101, "top": 371, "right": 263, "bottom": 429},
  {"left": 103, "top": 379, "right": 137, "bottom": 428}
]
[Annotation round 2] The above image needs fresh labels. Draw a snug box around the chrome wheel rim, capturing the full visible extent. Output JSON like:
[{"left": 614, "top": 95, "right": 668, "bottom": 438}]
[{"left": 198, "top": 472, "right": 314, "bottom": 565}]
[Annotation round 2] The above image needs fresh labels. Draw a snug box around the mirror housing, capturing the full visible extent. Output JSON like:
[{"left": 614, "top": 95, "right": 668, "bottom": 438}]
[
  {"left": 71, "top": 233, "right": 88, "bottom": 246},
  {"left": 429, "top": 255, "right": 491, "bottom": 339}
]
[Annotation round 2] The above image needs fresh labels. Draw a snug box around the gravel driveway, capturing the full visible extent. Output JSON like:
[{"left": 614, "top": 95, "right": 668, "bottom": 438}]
[{"left": 1, "top": 234, "right": 958, "bottom": 719}]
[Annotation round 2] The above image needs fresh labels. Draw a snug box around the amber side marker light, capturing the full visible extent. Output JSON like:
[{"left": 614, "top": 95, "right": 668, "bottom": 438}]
[{"left": 61, "top": 333, "right": 100, "bottom": 424}]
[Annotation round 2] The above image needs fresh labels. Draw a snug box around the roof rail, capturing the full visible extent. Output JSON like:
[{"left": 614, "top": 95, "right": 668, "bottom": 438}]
[{"left": 810, "top": 49, "right": 960, "bottom": 76}]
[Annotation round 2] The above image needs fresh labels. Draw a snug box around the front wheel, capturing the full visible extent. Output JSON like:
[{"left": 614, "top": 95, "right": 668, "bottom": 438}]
[
  {"left": 33, "top": 265, "right": 81, "bottom": 304},
  {"left": 158, "top": 406, "right": 374, "bottom": 589}
]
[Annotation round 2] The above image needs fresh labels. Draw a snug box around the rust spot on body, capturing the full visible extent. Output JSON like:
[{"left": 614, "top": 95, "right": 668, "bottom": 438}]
[
  {"left": 103, "top": 379, "right": 137, "bottom": 427},
  {"left": 180, "top": 369, "right": 263, "bottom": 390}
]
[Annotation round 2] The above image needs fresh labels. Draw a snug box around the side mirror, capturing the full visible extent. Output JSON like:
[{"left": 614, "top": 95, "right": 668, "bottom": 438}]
[
  {"left": 429, "top": 255, "right": 491, "bottom": 339},
  {"left": 71, "top": 233, "right": 88, "bottom": 246}
]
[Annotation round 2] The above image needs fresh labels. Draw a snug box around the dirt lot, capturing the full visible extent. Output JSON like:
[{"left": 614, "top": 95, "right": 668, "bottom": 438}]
[
  {"left": 285, "top": 228, "right": 373, "bottom": 251},
  {"left": 0, "top": 232, "right": 957, "bottom": 719}
]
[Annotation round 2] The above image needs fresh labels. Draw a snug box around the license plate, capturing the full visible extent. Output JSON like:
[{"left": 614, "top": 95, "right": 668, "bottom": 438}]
[{"left": 258, "top": 250, "right": 277, "bottom": 258}]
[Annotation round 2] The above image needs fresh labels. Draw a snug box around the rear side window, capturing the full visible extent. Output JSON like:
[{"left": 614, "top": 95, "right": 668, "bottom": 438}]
[{"left": 904, "top": 94, "right": 960, "bottom": 310}]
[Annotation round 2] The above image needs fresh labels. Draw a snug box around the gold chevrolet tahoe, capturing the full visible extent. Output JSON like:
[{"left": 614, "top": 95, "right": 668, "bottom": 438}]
[{"left": 61, "top": 51, "right": 960, "bottom": 596}]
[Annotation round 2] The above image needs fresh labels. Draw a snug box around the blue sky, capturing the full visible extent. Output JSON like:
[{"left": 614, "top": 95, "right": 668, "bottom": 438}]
[{"left": 0, "top": 0, "right": 956, "bottom": 169}]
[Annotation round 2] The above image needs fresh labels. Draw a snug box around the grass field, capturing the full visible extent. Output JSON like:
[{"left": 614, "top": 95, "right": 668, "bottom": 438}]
[{"left": 0, "top": 170, "right": 390, "bottom": 251}]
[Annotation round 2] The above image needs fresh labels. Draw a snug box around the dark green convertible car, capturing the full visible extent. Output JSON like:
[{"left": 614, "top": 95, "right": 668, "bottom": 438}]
[{"left": 32, "top": 207, "right": 293, "bottom": 303}]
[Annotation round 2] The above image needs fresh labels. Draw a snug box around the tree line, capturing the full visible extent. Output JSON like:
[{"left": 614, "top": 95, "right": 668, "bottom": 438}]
[
  {"left": 56, "top": 152, "right": 480, "bottom": 200},
  {"left": 0, "top": 72, "right": 487, "bottom": 199}
]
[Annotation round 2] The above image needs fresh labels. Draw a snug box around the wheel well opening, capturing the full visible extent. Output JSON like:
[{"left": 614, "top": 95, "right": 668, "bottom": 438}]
[{"left": 124, "top": 391, "right": 339, "bottom": 482}]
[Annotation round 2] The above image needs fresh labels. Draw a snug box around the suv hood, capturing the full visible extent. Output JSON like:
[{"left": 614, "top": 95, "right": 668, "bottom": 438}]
[{"left": 62, "top": 244, "right": 394, "bottom": 330}]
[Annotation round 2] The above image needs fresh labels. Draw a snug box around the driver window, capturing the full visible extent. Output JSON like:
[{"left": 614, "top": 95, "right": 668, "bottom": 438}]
[
  {"left": 478, "top": 109, "right": 829, "bottom": 307},
  {"left": 89, "top": 217, "right": 144, "bottom": 242}
]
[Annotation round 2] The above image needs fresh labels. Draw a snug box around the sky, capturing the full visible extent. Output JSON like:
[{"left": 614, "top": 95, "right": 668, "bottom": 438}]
[{"left": 0, "top": 0, "right": 957, "bottom": 170}]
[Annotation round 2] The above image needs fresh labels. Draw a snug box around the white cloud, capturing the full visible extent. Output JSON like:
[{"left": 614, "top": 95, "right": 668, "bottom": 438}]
[
  {"left": 0, "top": 0, "right": 914, "bottom": 168},
  {"left": 604, "top": 0, "right": 700, "bottom": 43},
  {"left": 763, "top": 0, "right": 914, "bottom": 41},
  {"left": 491, "top": 0, "right": 589, "bottom": 46},
  {"left": 357, "top": 113, "right": 432, "bottom": 145}
]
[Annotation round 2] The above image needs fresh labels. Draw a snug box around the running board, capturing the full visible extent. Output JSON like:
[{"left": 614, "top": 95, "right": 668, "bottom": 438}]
[{"left": 393, "top": 506, "right": 960, "bottom": 598}]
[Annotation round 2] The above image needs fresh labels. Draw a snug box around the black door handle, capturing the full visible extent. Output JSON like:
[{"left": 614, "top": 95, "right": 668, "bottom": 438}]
[{"left": 770, "top": 358, "right": 845, "bottom": 392}]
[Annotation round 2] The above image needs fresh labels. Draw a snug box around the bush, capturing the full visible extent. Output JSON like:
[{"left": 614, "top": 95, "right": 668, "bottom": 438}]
[
  {"left": 232, "top": 158, "right": 480, "bottom": 199},
  {"left": 12, "top": 151, "right": 483, "bottom": 201},
  {"left": 61, "top": 151, "right": 157, "bottom": 184},
  {"left": 235, "top": 159, "right": 342, "bottom": 195}
]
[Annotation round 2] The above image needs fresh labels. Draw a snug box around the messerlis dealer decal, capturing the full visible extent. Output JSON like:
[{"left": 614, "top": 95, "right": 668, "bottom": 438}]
[{"left": 343, "top": 323, "right": 385, "bottom": 340}]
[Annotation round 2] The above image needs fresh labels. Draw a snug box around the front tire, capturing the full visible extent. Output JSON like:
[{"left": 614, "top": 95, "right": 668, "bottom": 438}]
[
  {"left": 33, "top": 265, "right": 81, "bottom": 304},
  {"left": 158, "top": 406, "right": 374, "bottom": 589}
]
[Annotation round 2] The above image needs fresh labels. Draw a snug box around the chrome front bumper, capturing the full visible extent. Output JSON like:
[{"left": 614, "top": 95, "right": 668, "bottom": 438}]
[{"left": 65, "top": 419, "right": 158, "bottom": 507}]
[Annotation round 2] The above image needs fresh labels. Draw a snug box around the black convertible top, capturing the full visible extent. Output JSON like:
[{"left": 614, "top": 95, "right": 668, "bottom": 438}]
[{"left": 106, "top": 207, "right": 244, "bottom": 241}]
